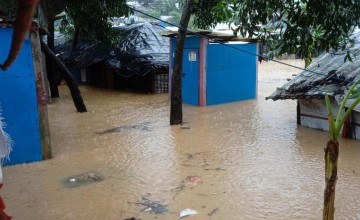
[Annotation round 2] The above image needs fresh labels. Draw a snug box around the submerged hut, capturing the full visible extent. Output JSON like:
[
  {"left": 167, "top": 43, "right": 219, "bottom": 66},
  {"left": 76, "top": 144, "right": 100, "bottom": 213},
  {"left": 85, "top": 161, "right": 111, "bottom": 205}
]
[
  {"left": 55, "top": 22, "right": 170, "bottom": 93},
  {"left": 267, "top": 30, "right": 360, "bottom": 140},
  {"left": 163, "top": 30, "right": 259, "bottom": 106}
]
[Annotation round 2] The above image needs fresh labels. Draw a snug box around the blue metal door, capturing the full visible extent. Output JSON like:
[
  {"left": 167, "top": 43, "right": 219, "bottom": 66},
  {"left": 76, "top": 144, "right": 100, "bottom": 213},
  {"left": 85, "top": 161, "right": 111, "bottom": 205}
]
[{"left": 182, "top": 49, "right": 199, "bottom": 105}]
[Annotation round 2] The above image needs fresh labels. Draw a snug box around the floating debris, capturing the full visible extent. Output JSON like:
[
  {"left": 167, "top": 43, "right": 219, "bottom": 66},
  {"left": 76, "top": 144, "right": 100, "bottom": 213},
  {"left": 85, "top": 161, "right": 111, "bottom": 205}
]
[
  {"left": 134, "top": 198, "right": 168, "bottom": 214},
  {"left": 204, "top": 167, "right": 226, "bottom": 171},
  {"left": 62, "top": 172, "right": 104, "bottom": 188},
  {"left": 171, "top": 184, "right": 186, "bottom": 200},
  {"left": 147, "top": 204, "right": 168, "bottom": 214},
  {"left": 208, "top": 208, "right": 219, "bottom": 216},
  {"left": 171, "top": 185, "right": 186, "bottom": 192},
  {"left": 198, "top": 192, "right": 226, "bottom": 196},
  {"left": 179, "top": 209, "right": 198, "bottom": 218},
  {"left": 186, "top": 151, "right": 210, "bottom": 159},
  {"left": 96, "top": 122, "right": 150, "bottom": 135},
  {"left": 186, "top": 176, "right": 202, "bottom": 185},
  {"left": 198, "top": 159, "right": 210, "bottom": 166},
  {"left": 124, "top": 217, "right": 141, "bottom": 220}
]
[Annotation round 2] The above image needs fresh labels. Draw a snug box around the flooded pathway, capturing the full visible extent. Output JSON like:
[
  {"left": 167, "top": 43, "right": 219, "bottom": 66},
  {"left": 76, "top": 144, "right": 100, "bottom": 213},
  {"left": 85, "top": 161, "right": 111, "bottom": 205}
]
[{"left": 2, "top": 60, "right": 360, "bottom": 219}]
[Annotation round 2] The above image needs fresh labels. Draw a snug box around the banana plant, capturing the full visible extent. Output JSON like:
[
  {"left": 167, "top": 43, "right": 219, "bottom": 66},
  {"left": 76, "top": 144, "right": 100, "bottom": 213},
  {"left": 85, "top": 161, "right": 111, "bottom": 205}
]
[{"left": 323, "top": 77, "right": 360, "bottom": 220}]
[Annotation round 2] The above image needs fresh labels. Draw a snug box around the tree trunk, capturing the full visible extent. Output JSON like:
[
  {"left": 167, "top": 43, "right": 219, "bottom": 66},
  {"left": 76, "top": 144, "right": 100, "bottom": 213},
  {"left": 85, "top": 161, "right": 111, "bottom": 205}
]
[
  {"left": 46, "top": 19, "right": 60, "bottom": 98},
  {"left": 40, "top": 40, "right": 87, "bottom": 113},
  {"left": 323, "top": 140, "right": 339, "bottom": 220},
  {"left": 170, "top": 0, "right": 194, "bottom": 125}
]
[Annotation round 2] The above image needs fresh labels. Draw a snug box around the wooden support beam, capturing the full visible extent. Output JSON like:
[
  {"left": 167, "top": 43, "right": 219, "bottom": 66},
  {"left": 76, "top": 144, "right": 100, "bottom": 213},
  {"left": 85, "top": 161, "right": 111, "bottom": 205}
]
[{"left": 30, "top": 31, "right": 52, "bottom": 160}]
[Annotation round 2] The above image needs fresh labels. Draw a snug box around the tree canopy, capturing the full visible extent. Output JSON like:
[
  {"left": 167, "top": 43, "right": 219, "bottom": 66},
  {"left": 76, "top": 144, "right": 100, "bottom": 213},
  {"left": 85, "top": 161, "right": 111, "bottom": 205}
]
[
  {"left": 137, "top": 0, "right": 179, "bottom": 15},
  {"left": 0, "top": 0, "right": 17, "bottom": 15},
  {"left": 3, "top": 0, "right": 359, "bottom": 66},
  {"left": 193, "top": 0, "right": 360, "bottom": 66},
  {"left": 62, "top": 0, "right": 130, "bottom": 45}
]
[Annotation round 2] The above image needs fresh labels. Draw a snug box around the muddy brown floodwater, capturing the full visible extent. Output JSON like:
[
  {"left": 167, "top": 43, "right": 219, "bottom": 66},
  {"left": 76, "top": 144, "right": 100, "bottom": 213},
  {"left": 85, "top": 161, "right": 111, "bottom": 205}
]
[{"left": 2, "top": 60, "right": 360, "bottom": 220}]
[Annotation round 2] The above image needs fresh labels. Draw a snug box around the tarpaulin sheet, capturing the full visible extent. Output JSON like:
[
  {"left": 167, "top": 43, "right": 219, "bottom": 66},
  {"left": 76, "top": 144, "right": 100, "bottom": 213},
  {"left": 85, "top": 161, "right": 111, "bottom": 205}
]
[
  {"left": 55, "top": 22, "right": 169, "bottom": 77},
  {"left": 55, "top": 41, "right": 109, "bottom": 69}
]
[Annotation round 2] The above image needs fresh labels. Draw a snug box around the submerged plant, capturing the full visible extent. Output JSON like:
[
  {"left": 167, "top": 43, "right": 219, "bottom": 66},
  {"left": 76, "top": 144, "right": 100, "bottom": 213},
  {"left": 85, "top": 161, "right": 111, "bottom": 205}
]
[{"left": 324, "top": 78, "right": 360, "bottom": 220}]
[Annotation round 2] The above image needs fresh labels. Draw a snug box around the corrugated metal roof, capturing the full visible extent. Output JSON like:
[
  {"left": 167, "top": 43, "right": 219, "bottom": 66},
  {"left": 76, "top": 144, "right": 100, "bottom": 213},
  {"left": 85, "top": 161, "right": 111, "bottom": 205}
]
[
  {"left": 162, "top": 29, "right": 258, "bottom": 43},
  {"left": 267, "top": 29, "right": 360, "bottom": 112}
]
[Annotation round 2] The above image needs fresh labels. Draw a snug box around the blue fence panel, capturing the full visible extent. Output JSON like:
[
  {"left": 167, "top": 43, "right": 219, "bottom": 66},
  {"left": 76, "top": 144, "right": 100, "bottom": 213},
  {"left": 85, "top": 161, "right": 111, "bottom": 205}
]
[{"left": 0, "top": 28, "right": 42, "bottom": 165}]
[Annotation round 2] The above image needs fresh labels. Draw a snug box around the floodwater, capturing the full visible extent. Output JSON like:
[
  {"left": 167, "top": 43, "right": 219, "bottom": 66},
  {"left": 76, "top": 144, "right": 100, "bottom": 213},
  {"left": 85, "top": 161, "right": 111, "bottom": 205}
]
[{"left": 2, "top": 60, "right": 360, "bottom": 220}]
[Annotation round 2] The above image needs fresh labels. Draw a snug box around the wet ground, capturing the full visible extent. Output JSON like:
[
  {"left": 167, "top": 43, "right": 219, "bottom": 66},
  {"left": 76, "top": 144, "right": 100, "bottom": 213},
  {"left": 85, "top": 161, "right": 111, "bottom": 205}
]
[{"left": 2, "top": 59, "right": 360, "bottom": 219}]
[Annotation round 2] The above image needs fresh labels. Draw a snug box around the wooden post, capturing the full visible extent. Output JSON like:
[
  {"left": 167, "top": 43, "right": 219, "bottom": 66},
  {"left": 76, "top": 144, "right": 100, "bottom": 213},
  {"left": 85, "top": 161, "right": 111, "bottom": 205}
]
[
  {"left": 30, "top": 31, "right": 52, "bottom": 160},
  {"left": 297, "top": 101, "right": 301, "bottom": 125},
  {"left": 198, "top": 37, "right": 208, "bottom": 106}
]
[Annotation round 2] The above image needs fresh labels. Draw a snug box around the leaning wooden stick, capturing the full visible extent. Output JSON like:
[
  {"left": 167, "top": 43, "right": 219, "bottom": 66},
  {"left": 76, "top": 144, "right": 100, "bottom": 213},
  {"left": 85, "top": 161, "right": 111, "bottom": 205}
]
[{"left": 40, "top": 40, "right": 87, "bottom": 113}]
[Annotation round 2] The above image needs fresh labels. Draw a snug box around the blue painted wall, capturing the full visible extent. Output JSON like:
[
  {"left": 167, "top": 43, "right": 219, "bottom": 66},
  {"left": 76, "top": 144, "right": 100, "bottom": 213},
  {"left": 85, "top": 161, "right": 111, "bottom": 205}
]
[
  {"left": 0, "top": 28, "right": 42, "bottom": 165},
  {"left": 206, "top": 43, "right": 257, "bottom": 105}
]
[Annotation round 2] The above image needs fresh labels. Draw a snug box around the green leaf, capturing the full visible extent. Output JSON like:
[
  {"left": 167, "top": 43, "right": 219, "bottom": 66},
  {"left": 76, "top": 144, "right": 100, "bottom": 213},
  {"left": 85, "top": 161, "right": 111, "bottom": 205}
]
[{"left": 325, "top": 96, "right": 337, "bottom": 141}]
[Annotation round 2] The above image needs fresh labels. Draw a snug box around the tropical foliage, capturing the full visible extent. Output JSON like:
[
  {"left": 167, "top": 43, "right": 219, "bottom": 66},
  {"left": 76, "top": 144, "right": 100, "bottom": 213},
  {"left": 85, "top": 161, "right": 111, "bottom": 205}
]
[
  {"left": 193, "top": 0, "right": 360, "bottom": 67},
  {"left": 323, "top": 79, "right": 360, "bottom": 219}
]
